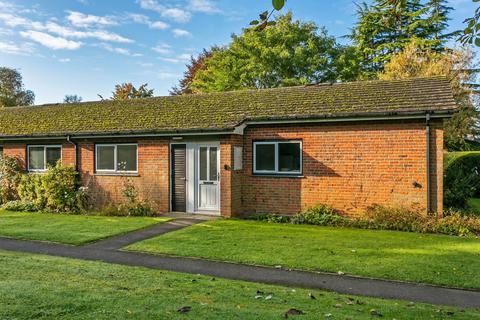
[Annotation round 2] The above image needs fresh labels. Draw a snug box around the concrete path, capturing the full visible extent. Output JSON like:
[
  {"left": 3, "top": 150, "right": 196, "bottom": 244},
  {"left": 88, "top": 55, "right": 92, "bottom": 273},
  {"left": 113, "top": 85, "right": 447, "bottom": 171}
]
[{"left": 0, "top": 219, "right": 479, "bottom": 309}]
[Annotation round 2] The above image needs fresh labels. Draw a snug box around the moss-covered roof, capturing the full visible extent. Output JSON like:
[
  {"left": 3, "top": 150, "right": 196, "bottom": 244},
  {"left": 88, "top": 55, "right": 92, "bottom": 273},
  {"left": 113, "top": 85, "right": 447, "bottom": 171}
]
[{"left": 0, "top": 77, "right": 457, "bottom": 138}]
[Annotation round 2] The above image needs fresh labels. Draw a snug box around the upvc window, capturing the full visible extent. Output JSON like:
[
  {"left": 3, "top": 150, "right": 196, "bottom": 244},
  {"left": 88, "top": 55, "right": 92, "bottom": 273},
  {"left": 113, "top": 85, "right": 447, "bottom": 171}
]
[
  {"left": 27, "top": 145, "right": 62, "bottom": 172},
  {"left": 95, "top": 144, "right": 138, "bottom": 173},
  {"left": 253, "top": 141, "right": 302, "bottom": 175}
]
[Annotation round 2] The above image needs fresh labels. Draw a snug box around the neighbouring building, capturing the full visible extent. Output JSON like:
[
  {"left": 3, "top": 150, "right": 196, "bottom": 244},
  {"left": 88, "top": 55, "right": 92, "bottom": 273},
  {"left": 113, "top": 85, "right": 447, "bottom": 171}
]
[{"left": 0, "top": 77, "right": 457, "bottom": 217}]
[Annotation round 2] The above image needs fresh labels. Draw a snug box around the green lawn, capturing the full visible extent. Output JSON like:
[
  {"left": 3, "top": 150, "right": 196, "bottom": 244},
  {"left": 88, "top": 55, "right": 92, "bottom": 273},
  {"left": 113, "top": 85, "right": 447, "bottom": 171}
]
[
  {"left": 127, "top": 219, "right": 480, "bottom": 290},
  {"left": 0, "top": 250, "right": 477, "bottom": 319},
  {"left": 0, "top": 210, "right": 168, "bottom": 245}
]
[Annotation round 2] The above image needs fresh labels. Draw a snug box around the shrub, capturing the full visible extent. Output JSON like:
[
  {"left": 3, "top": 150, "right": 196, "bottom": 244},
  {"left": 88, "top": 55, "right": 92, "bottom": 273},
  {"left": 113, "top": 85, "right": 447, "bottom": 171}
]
[
  {"left": 444, "top": 152, "right": 480, "bottom": 209},
  {"left": 16, "top": 163, "right": 88, "bottom": 213},
  {"left": 17, "top": 174, "right": 46, "bottom": 208},
  {"left": 247, "top": 213, "right": 291, "bottom": 223},
  {"left": 356, "top": 204, "right": 429, "bottom": 232},
  {"left": 0, "top": 156, "right": 22, "bottom": 204},
  {"left": 2, "top": 200, "right": 39, "bottom": 212},
  {"left": 291, "top": 204, "right": 346, "bottom": 226}
]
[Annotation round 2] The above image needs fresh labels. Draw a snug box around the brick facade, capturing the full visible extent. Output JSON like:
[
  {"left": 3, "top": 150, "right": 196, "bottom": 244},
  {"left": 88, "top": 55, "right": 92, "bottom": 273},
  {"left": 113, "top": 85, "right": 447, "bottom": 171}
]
[{"left": 0, "top": 119, "right": 444, "bottom": 217}]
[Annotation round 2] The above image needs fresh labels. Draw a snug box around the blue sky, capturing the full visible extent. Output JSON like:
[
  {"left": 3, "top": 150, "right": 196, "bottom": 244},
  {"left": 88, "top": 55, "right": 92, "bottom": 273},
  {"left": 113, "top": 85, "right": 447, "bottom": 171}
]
[{"left": 0, "top": 0, "right": 476, "bottom": 104}]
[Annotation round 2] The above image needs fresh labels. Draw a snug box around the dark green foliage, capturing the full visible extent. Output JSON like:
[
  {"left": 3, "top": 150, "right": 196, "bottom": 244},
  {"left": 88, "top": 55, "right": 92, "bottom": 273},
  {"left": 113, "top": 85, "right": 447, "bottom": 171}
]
[
  {"left": 0, "top": 156, "right": 21, "bottom": 204},
  {"left": 291, "top": 204, "right": 346, "bottom": 226},
  {"left": 63, "top": 95, "right": 82, "bottom": 103},
  {"left": 0, "top": 77, "right": 455, "bottom": 137},
  {"left": 444, "top": 152, "right": 480, "bottom": 208},
  {"left": 351, "top": 0, "right": 453, "bottom": 75},
  {"left": 0, "top": 67, "right": 34, "bottom": 107},
  {"left": 459, "top": 1, "right": 480, "bottom": 46},
  {"left": 192, "top": 13, "right": 362, "bottom": 92}
]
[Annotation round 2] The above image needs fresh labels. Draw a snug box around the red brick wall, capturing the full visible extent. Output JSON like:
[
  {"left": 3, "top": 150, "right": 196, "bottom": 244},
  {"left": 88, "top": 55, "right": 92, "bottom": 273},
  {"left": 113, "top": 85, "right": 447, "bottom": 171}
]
[
  {"left": 77, "top": 140, "right": 170, "bottom": 212},
  {"left": 219, "top": 135, "right": 243, "bottom": 217},
  {"left": 241, "top": 120, "right": 444, "bottom": 216}
]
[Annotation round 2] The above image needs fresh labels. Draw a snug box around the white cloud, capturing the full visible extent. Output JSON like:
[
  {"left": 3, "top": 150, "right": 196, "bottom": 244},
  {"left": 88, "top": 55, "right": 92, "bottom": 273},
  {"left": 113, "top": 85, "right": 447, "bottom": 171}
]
[
  {"left": 0, "top": 41, "right": 34, "bottom": 55},
  {"left": 20, "top": 30, "right": 82, "bottom": 50},
  {"left": 137, "top": 0, "right": 191, "bottom": 23},
  {"left": 127, "top": 13, "right": 169, "bottom": 30},
  {"left": 0, "top": 12, "right": 132, "bottom": 43},
  {"left": 152, "top": 43, "right": 172, "bottom": 54},
  {"left": 98, "top": 43, "right": 142, "bottom": 57},
  {"left": 159, "top": 53, "right": 191, "bottom": 63},
  {"left": 172, "top": 28, "right": 191, "bottom": 37},
  {"left": 59, "top": 57, "right": 71, "bottom": 62},
  {"left": 157, "top": 71, "right": 180, "bottom": 79},
  {"left": 189, "top": 0, "right": 221, "bottom": 13},
  {"left": 150, "top": 21, "right": 169, "bottom": 30},
  {"left": 66, "top": 11, "right": 117, "bottom": 28}
]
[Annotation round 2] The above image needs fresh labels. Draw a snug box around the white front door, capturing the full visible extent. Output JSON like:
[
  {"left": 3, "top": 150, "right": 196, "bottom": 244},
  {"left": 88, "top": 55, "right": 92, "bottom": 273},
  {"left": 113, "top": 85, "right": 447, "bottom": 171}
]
[{"left": 196, "top": 145, "right": 220, "bottom": 212}]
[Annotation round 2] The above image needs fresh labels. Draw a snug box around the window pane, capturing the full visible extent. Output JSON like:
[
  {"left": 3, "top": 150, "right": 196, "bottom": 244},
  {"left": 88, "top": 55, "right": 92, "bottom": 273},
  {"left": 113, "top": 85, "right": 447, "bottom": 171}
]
[
  {"left": 279, "top": 143, "right": 301, "bottom": 172},
  {"left": 117, "top": 145, "right": 137, "bottom": 171},
  {"left": 209, "top": 147, "right": 218, "bottom": 181},
  {"left": 199, "top": 147, "right": 207, "bottom": 180},
  {"left": 97, "top": 146, "right": 115, "bottom": 171},
  {"left": 29, "top": 147, "right": 45, "bottom": 170},
  {"left": 46, "top": 147, "right": 61, "bottom": 167},
  {"left": 255, "top": 144, "right": 275, "bottom": 171}
]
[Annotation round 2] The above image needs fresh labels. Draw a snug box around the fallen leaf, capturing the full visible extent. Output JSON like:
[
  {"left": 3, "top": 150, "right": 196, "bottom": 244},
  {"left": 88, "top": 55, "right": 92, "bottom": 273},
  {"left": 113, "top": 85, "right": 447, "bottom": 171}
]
[
  {"left": 177, "top": 306, "right": 191, "bottom": 313},
  {"left": 335, "top": 303, "right": 342, "bottom": 308},
  {"left": 370, "top": 309, "right": 383, "bottom": 317},
  {"left": 308, "top": 293, "right": 316, "bottom": 300},
  {"left": 265, "top": 294, "right": 273, "bottom": 300},
  {"left": 337, "top": 271, "right": 345, "bottom": 275},
  {"left": 283, "top": 308, "right": 305, "bottom": 319},
  {"left": 255, "top": 295, "right": 263, "bottom": 299},
  {"left": 325, "top": 313, "right": 332, "bottom": 318}
]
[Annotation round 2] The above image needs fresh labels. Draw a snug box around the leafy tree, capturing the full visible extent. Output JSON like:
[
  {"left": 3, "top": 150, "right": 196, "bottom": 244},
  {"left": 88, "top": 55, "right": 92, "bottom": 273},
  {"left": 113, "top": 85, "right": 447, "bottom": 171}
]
[
  {"left": 191, "top": 13, "right": 360, "bottom": 93},
  {"left": 351, "top": 0, "right": 454, "bottom": 75},
  {"left": 170, "top": 49, "right": 214, "bottom": 95},
  {"left": 0, "top": 67, "right": 34, "bottom": 107},
  {"left": 460, "top": 1, "right": 480, "bottom": 46},
  {"left": 379, "top": 41, "right": 479, "bottom": 150},
  {"left": 63, "top": 94, "right": 82, "bottom": 103},
  {"left": 250, "top": 0, "right": 286, "bottom": 30},
  {"left": 99, "top": 83, "right": 154, "bottom": 100}
]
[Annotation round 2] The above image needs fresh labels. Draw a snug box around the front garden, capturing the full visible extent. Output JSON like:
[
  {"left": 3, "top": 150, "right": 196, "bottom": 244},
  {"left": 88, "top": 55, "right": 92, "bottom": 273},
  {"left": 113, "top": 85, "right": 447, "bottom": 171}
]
[
  {"left": 127, "top": 219, "right": 480, "bottom": 290},
  {"left": 1, "top": 250, "right": 477, "bottom": 319},
  {"left": 0, "top": 210, "right": 168, "bottom": 245}
]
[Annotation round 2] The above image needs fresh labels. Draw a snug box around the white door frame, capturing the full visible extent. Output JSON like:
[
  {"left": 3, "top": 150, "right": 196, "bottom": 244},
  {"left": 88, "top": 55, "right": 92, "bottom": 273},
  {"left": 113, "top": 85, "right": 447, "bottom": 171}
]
[{"left": 170, "top": 141, "right": 220, "bottom": 215}]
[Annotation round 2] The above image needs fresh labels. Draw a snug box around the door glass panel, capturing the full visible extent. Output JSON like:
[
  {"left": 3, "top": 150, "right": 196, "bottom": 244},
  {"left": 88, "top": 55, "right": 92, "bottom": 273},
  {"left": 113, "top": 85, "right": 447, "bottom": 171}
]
[
  {"left": 199, "top": 147, "right": 207, "bottom": 181},
  {"left": 209, "top": 147, "right": 218, "bottom": 181},
  {"left": 46, "top": 147, "right": 61, "bottom": 167},
  {"left": 29, "top": 147, "right": 45, "bottom": 170}
]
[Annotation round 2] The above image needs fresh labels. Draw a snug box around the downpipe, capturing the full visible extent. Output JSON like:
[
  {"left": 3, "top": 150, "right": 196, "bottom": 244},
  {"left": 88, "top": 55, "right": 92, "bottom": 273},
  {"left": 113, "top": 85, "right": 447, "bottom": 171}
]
[
  {"left": 425, "top": 113, "right": 431, "bottom": 215},
  {"left": 66, "top": 135, "right": 78, "bottom": 171}
]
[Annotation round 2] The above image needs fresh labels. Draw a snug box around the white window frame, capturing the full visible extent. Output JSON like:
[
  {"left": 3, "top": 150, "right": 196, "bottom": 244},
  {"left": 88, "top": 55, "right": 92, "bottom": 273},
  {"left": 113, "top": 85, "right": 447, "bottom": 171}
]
[
  {"left": 27, "top": 145, "right": 62, "bottom": 172},
  {"left": 253, "top": 140, "right": 302, "bottom": 175},
  {"left": 95, "top": 143, "right": 138, "bottom": 174}
]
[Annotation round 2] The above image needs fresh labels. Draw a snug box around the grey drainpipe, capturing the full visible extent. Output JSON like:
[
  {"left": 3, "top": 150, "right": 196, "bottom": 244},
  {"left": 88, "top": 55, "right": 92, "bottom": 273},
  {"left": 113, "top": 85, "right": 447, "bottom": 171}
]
[
  {"left": 66, "top": 135, "right": 78, "bottom": 171},
  {"left": 425, "top": 113, "right": 431, "bottom": 214}
]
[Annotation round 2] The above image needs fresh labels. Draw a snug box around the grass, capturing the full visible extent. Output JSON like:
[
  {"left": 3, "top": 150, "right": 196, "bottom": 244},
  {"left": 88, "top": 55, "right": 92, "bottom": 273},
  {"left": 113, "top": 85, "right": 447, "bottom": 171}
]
[
  {"left": 0, "top": 250, "right": 478, "bottom": 319},
  {"left": 468, "top": 198, "right": 480, "bottom": 215},
  {"left": 0, "top": 210, "right": 169, "bottom": 245},
  {"left": 127, "top": 219, "right": 480, "bottom": 290}
]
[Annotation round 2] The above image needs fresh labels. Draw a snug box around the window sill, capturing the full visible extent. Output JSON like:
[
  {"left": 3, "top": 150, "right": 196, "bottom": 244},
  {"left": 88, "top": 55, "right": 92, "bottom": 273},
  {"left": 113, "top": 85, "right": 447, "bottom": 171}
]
[
  {"left": 252, "top": 174, "right": 304, "bottom": 179},
  {"left": 94, "top": 172, "right": 139, "bottom": 177}
]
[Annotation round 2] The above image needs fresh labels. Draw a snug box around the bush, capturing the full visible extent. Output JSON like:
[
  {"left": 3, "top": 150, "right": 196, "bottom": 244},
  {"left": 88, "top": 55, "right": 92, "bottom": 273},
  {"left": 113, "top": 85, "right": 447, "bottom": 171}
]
[
  {"left": 0, "top": 156, "right": 22, "bottom": 204},
  {"left": 2, "top": 200, "right": 39, "bottom": 212},
  {"left": 247, "top": 213, "right": 291, "bottom": 223},
  {"left": 245, "top": 203, "right": 480, "bottom": 237},
  {"left": 16, "top": 163, "right": 88, "bottom": 213},
  {"left": 291, "top": 204, "right": 346, "bottom": 226},
  {"left": 17, "top": 174, "right": 46, "bottom": 208},
  {"left": 444, "top": 152, "right": 480, "bottom": 209}
]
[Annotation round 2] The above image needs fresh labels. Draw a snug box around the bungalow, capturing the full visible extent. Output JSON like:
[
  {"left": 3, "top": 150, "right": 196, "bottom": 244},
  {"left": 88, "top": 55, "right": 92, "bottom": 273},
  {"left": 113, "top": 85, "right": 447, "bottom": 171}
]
[{"left": 0, "top": 77, "right": 457, "bottom": 217}]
